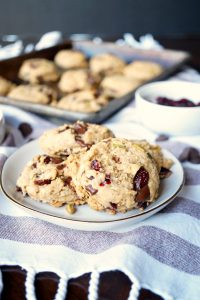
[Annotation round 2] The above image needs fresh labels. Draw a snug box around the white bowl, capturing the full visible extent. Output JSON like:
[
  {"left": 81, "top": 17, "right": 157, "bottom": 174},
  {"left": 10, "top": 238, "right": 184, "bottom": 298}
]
[
  {"left": 135, "top": 81, "right": 200, "bottom": 136},
  {"left": 0, "top": 110, "right": 5, "bottom": 143}
]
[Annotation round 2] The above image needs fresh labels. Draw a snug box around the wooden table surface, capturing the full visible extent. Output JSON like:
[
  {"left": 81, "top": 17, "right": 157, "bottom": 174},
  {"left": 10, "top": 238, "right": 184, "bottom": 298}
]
[{"left": 1, "top": 35, "right": 200, "bottom": 300}]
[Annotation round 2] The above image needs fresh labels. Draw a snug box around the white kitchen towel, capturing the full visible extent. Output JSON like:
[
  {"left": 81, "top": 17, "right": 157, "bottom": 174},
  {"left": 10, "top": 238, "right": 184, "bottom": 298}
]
[
  {"left": 0, "top": 101, "right": 200, "bottom": 300},
  {"left": 1, "top": 29, "right": 200, "bottom": 299}
]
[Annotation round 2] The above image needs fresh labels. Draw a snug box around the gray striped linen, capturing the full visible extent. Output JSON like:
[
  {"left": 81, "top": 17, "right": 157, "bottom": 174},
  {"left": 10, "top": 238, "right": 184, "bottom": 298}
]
[{"left": 0, "top": 104, "right": 200, "bottom": 299}]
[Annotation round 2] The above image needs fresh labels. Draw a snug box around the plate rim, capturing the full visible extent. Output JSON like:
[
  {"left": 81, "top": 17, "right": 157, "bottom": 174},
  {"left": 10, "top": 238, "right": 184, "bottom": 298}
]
[{"left": 0, "top": 140, "right": 185, "bottom": 224}]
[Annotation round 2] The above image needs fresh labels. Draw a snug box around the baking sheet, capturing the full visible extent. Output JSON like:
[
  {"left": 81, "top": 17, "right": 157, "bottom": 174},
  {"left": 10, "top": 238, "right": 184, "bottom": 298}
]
[{"left": 0, "top": 40, "right": 190, "bottom": 123}]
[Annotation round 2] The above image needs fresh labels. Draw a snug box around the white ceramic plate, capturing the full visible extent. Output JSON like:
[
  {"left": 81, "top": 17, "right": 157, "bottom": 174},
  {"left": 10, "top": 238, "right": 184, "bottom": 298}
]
[{"left": 1, "top": 124, "right": 184, "bottom": 231}]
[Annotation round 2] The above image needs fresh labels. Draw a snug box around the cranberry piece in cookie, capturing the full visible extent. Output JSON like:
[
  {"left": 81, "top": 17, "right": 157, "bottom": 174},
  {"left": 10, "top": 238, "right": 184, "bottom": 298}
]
[
  {"left": 133, "top": 167, "right": 149, "bottom": 191},
  {"left": 91, "top": 160, "right": 101, "bottom": 171}
]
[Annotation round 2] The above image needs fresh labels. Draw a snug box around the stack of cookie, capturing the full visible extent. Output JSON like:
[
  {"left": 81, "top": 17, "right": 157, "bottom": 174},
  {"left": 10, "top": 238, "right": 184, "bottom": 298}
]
[
  {"left": 0, "top": 49, "right": 163, "bottom": 114},
  {"left": 16, "top": 121, "right": 172, "bottom": 215}
]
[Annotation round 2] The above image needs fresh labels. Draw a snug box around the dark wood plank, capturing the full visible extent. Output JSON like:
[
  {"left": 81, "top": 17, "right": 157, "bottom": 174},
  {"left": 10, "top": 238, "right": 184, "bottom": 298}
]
[{"left": 0, "top": 266, "right": 164, "bottom": 300}]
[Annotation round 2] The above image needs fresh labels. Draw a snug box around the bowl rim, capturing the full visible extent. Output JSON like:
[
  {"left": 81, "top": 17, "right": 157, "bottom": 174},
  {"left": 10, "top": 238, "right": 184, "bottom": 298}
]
[{"left": 135, "top": 81, "right": 200, "bottom": 110}]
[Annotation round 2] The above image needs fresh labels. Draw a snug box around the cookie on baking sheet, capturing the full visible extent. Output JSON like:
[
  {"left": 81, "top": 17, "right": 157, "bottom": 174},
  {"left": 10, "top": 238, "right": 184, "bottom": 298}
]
[
  {"left": 16, "top": 154, "right": 79, "bottom": 207},
  {"left": 58, "top": 69, "right": 98, "bottom": 94},
  {"left": 57, "top": 89, "right": 108, "bottom": 113},
  {"left": 72, "top": 138, "right": 160, "bottom": 214},
  {"left": 101, "top": 74, "right": 141, "bottom": 98},
  {"left": 54, "top": 49, "right": 88, "bottom": 69},
  {"left": 0, "top": 76, "right": 14, "bottom": 96},
  {"left": 39, "top": 120, "right": 114, "bottom": 157},
  {"left": 8, "top": 84, "right": 57, "bottom": 104},
  {"left": 123, "top": 60, "right": 163, "bottom": 81},
  {"left": 89, "top": 53, "right": 126, "bottom": 77},
  {"left": 18, "top": 58, "right": 59, "bottom": 84}
]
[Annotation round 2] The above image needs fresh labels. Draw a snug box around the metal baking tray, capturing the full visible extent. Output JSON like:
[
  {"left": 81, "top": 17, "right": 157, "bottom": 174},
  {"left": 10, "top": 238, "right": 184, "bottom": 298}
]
[{"left": 0, "top": 40, "right": 190, "bottom": 123}]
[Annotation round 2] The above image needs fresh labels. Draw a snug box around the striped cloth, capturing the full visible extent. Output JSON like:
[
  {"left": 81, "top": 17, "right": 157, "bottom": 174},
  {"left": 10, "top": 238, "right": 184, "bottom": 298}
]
[{"left": 0, "top": 73, "right": 200, "bottom": 299}]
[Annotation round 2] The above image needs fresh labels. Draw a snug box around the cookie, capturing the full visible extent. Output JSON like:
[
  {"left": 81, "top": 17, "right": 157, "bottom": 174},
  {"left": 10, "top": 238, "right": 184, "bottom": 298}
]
[
  {"left": 89, "top": 53, "right": 126, "bottom": 77},
  {"left": 131, "top": 140, "right": 165, "bottom": 171},
  {"left": 131, "top": 140, "right": 174, "bottom": 173},
  {"left": 101, "top": 74, "right": 140, "bottom": 98},
  {"left": 18, "top": 58, "right": 59, "bottom": 84},
  {"left": 72, "top": 138, "right": 160, "bottom": 214},
  {"left": 0, "top": 76, "right": 14, "bottom": 96},
  {"left": 123, "top": 60, "right": 163, "bottom": 81},
  {"left": 39, "top": 120, "right": 114, "bottom": 157},
  {"left": 8, "top": 84, "right": 57, "bottom": 104},
  {"left": 16, "top": 154, "right": 79, "bottom": 207},
  {"left": 58, "top": 69, "right": 98, "bottom": 93},
  {"left": 57, "top": 89, "right": 108, "bottom": 113},
  {"left": 54, "top": 50, "right": 88, "bottom": 69}
]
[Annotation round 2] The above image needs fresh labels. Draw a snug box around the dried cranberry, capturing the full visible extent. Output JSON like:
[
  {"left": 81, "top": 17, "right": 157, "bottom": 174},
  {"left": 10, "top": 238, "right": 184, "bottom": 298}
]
[
  {"left": 105, "top": 174, "right": 111, "bottom": 184},
  {"left": 133, "top": 167, "right": 149, "bottom": 191},
  {"left": 99, "top": 174, "right": 111, "bottom": 186},
  {"left": 34, "top": 179, "right": 51, "bottom": 185},
  {"left": 91, "top": 160, "right": 101, "bottom": 171},
  {"left": 63, "top": 177, "right": 72, "bottom": 186},
  {"left": 178, "top": 98, "right": 196, "bottom": 107},
  {"left": 159, "top": 167, "right": 172, "bottom": 179},
  {"left": 73, "top": 122, "right": 88, "bottom": 134},
  {"left": 56, "top": 164, "right": 66, "bottom": 170},
  {"left": 44, "top": 156, "right": 51, "bottom": 164},
  {"left": 85, "top": 184, "right": 98, "bottom": 195},
  {"left": 16, "top": 186, "right": 22, "bottom": 192},
  {"left": 156, "top": 96, "right": 197, "bottom": 107}
]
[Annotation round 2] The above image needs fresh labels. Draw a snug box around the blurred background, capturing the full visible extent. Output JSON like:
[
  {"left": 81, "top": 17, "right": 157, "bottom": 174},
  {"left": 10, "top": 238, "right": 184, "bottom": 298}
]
[
  {"left": 0, "top": 0, "right": 199, "bottom": 37},
  {"left": 0, "top": 0, "right": 200, "bottom": 69}
]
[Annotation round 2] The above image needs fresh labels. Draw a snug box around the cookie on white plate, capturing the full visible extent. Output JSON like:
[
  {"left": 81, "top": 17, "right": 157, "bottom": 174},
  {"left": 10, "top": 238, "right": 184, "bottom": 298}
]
[
  {"left": 72, "top": 138, "right": 160, "bottom": 214},
  {"left": 16, "top": 154, "right": 80, "bottom": 207},
  {"left": 39, "top": 120, "right": 115, "bottom": 157}
]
